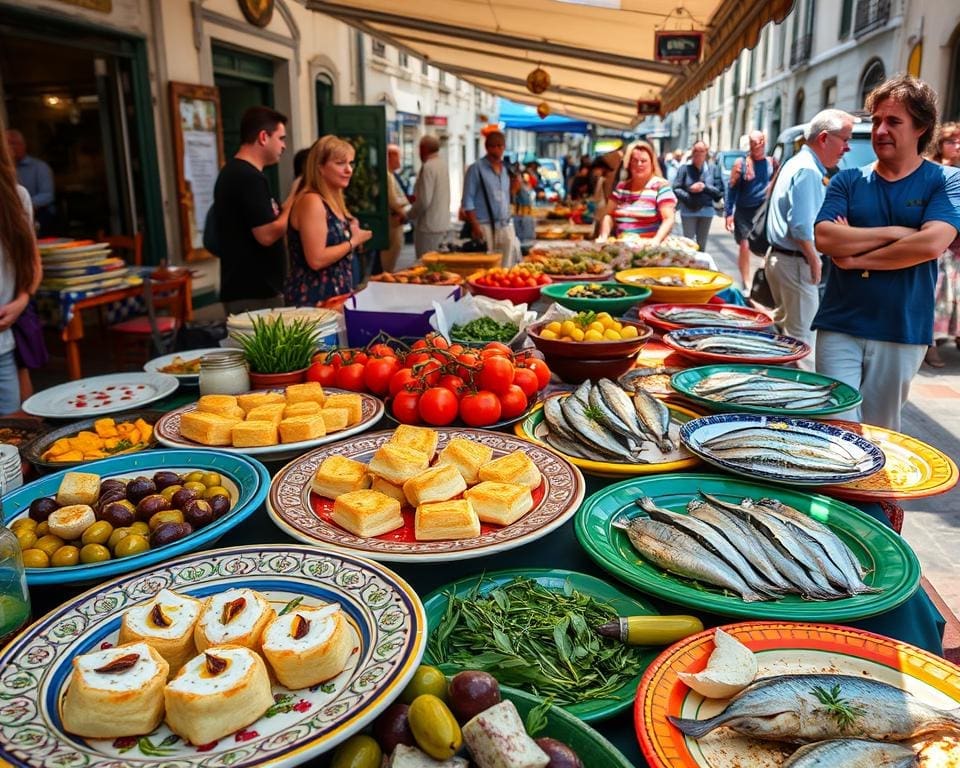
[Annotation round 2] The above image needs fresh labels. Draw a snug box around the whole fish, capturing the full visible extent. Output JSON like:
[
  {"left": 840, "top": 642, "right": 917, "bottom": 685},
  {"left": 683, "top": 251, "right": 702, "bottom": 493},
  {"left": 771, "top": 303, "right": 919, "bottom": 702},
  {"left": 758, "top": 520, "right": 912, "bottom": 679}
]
[
  {"left": 705, "top": 446, "right": 861, "bottom": 477},
  {"left": 782, "top": 739, "right": 918, "bottom": 768},
  {"left": 668, "top": 673, "right": 960, "bottom": 743},
  {"left": 589, "top": 382, "right": 643, "bottom": 446},
  {"left": 617, "top": 516, "right": 770, "bottom": 602},
  {"left": 597, "top": 378, "right": 647, "bottom": 439},
  {"left": 542, "top": 396, "right": 581, "bottom": 444},
  {"left": 705, "top": 426, "right": 861, "bottom": 463},
  {"left": 560, "top": 393, "right": 638, "bottom": 462},
  {"left": 632, "top": 387, "right": 674, "bottom": 452}
]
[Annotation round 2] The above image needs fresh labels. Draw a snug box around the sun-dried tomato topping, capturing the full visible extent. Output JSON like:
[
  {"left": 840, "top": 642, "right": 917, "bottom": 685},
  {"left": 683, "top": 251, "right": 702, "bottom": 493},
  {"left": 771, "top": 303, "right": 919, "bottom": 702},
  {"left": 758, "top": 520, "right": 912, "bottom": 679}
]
[
  {"left": 150, "top": 604, "right": 172, "bottom": 627},
  {"left": 291, "top": 614, "right": 311, "bottom": 640},
  {"left": 204, "top": 653, "right": 228, "bottom": 675},
  {"left": 94, "top": 653, "right": 140, "bottom": 674},
  {"left": 220, "top": 596, "right": 246, "bottom": 624}
]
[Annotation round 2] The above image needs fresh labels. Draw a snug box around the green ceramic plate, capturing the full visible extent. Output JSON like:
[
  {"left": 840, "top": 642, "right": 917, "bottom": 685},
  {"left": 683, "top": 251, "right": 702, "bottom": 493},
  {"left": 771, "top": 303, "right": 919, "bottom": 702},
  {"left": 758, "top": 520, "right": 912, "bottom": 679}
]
[
  {"left": 575, "top": 473, "right": 920, "bottom": 622},
  {"left": 670, "top": 364, "right": 863, "bottom": 417},
  {"left": 499, "top": 684, "right": 634, "bottom": 767},
  {"left": 540, "top": 281, "right": 652, "bottom": 315},
  {"left": 422, "top": 568, "right": 661, "bottom": 722}
]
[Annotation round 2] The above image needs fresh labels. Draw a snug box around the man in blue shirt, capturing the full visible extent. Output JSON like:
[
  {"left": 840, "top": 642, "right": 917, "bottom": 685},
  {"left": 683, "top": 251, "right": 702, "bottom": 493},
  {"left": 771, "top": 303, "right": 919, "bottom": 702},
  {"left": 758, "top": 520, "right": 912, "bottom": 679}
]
[
  {"left": 725, "top": 130, "right": 776, "bottom": 288},
  {"left": 462, "top": 130, "right": 520, "bottom": 265},
  {"left": 765, "top": 109, "right": 857, "bottom": 371},
  {"left": 813, "top": 76, "right": 960, "bottom": 430},
  {"left": 6, "top": 129, "right": 55, "bottom": 236}
]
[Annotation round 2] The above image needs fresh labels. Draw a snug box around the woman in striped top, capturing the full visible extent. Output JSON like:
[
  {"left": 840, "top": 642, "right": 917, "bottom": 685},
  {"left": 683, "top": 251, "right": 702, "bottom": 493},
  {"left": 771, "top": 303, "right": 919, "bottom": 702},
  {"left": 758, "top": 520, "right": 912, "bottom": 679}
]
[{"left": 598, "top": 140, "right": 676, "bottom": 244}]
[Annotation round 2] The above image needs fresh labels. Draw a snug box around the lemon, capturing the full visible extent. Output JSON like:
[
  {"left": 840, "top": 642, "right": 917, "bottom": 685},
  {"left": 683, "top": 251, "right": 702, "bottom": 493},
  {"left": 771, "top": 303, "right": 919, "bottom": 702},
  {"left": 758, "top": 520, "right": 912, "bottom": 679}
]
[
  {"left": 603, "top": 328, "right": 622, "bottom": 340},
  {"left": 540, "top": 329, "right": 558, "bottom": 340},
  {"left": 612, "top": 321, "right": 623, "bottom": 331},
  {"left": 569, "top": 327, "right": 585, "bottom": 341},
  {"left": 546, "top": 321, "right": 562, "bottom": 334},
  {"left": 584, "top": 329, "right": 604, "bottom": 341},
  {"left": 560, "top": 320, "right": 577, "bottom": 337},
  {"left": 597, "top": 312, "right": 612, "bottom": 321},
  {"left": 621, "top": 325, "right": 639, "bottom": 338},
  {"left": 588, "top": 321, "right": 605, "bottom": 334},
  {"left": 677, "top": 628, "right": 757, "bottom": 699}
]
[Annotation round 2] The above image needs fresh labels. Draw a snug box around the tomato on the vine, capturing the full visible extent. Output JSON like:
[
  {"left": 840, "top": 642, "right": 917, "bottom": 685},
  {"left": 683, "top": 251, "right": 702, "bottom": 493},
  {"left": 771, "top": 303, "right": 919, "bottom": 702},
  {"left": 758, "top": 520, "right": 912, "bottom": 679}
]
[
  {"left": 392, "top": 390, "right": 422, "bottom": 424},
  {"left": 389, "top": 368, "right": 418, "bottom": 397},
  {"left": 478, "top": 356, "right": 515, "bottom": 395},
  {"left": 438, "top": 374, "right": 467, "bottom": 398},
  {"left": 415, "top": 359, "right": 443, "bottom": 386},
  {"left": 459, "top": 390, "right": 502, "bottom": 427},
  {"left": 405, "top": 351, "right": 432, "bottom": 367},
  {"left": 350, "top": 351, "right": 369, "bottom": 366},
  {"left": 418, "top": 387, "right": 459, "bottom": 426},
  {"left": 512, "top": 367, "right": 540, "bottom": 398},
  {"left": 426, "top": 333, "right": 449, "bottom": 350},
  {"left": 482, "top": 341, "right": 512, "bottom": 357},
  {"left": 522, "top": 358, "right": 552, "bottom": 389},
  {"left": 306, "top": 361, "right": 337, "bottom": 387},
  {"left": 456, "top": 352, "right": 481, "bottom": 380},
  {"left": 498, "top": 385, "right": 528, "bottom": 419},
  {"left": 335, "top": 362, "right": 366, "bottom": 392},
  {"left": 447, "top": 343, "right": 465, "bottom": 356},
  {"left": 364, "top": 357, "right": 400, "bottom": 395},
  {"left": 368, "top": 343, "right": 395, "bottom": 359}
]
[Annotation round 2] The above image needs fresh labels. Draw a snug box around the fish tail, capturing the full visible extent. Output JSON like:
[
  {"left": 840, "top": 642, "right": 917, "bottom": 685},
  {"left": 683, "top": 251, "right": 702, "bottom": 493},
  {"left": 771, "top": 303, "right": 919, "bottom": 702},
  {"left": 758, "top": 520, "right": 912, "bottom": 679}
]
[{"left": 668, "top": 714, "right": 724, "bottom": 738}]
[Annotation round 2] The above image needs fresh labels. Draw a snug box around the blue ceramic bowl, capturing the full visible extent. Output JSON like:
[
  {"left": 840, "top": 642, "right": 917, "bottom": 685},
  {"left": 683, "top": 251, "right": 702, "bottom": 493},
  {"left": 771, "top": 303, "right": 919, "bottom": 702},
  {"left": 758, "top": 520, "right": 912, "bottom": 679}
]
[{"left": 1, "top": 449, "right": 270, "bottom": 586}]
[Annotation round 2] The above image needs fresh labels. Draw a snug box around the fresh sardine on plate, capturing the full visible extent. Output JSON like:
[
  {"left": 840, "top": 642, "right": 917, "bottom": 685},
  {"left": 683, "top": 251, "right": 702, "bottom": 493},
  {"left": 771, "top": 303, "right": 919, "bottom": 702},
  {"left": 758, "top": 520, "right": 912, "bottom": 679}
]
[{"left": 782, "top": 739, "right": 918, "bottom": 768}]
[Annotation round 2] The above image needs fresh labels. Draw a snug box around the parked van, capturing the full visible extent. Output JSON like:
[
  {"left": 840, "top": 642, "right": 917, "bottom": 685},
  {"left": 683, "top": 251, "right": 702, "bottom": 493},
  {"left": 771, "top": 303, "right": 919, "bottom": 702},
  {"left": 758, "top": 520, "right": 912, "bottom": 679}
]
[{"left": 772, "top": 120, "right": 875, "bottom": 176}]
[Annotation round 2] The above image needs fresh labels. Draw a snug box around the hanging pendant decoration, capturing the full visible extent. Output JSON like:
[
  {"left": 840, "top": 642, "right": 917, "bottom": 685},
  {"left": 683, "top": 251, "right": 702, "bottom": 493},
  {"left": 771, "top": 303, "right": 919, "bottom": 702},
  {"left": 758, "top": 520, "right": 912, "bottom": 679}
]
[
  {"left": 537, "top": 102, "right": 551, "bottom": 119},
  {"left": 526, "top": 67, "right": 551, "bottom": 95}
]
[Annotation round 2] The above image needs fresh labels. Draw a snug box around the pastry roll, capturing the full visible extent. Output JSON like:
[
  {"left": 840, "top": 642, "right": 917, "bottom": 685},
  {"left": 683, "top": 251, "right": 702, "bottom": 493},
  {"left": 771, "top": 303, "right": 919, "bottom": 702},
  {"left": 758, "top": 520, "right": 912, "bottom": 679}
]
[
  {"left": 237, "top": 391, "right": 285, "bottom": 414},
  {"left": 312, "top": 455, "right": 370, "bottom": 499},
  {"left": 179, "top": 411, "right": 240, "bottom": 446},
  {"left": 322, "top": 393, "right": 363, "bottom": 426},
  {"left": 245, "top": 403, "right": 286, "bottom": 426},
  {"left": 60, "top": 641, "right": 169, "bottom": 739},
  {"left": 164, "top": 645, "right": 273, "bottom": 745},
  {"left": 196, "top": 394, "right": 244, "bottom": 420},
  {"left": 194, "top": 588, "right": 276, "bottom": 653},
  {"left": 286, "top": 381, "right": 326, "bottom": 406},
  {"left": 261, "top": 603, "right": 353, "bottom": 689},
  {"left": 119, "top": 589, "right": 203, "bottom": 675}
]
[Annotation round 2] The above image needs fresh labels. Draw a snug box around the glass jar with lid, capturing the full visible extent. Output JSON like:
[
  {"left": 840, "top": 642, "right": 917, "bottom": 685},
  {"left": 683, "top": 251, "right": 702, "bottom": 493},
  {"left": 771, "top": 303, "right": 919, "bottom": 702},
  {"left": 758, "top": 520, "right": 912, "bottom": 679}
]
[
  {"left": 198, "top": 350, "right": 250, "bottom": 395},
  {"left": 0, "top": 475, "right": 32, "bottom": 646}
]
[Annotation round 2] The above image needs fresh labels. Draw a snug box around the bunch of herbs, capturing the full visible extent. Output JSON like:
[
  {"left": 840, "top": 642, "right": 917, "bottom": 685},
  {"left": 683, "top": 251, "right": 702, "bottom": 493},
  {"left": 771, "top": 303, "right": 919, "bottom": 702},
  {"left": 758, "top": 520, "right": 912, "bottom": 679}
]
[{"left": 231, "top": 315, "right": 322, "bottom": 374}]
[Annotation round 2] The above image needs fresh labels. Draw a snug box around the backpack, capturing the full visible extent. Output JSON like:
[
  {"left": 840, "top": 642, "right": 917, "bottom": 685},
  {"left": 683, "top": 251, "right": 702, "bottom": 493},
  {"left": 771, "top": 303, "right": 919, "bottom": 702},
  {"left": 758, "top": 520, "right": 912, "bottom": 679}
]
[{"left": 202, "top": 204, "right": 221, "bottom": 256}]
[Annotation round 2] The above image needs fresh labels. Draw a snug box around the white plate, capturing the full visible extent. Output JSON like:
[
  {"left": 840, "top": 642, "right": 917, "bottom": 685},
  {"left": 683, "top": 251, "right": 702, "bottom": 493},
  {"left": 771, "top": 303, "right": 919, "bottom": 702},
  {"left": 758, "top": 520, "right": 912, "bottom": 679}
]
[
  {"left": 22, "top": 373, "right": 180, "bottom": 418},
  {"left": 154, "top": 388, "right": 385, "bottom": 460},
  {"left": 38, "top": 241, "right": 110, "bottom": 256},
  {"left": 143, "top": 348, "right": 224, "bottom": 383}
]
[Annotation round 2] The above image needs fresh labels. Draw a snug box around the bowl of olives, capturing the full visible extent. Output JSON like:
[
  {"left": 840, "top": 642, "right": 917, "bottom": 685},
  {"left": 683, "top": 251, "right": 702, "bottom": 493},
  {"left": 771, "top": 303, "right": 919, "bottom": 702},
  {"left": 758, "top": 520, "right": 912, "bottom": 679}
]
[{"left": 1, "top": 450, "right": 270, "bottom": 586}]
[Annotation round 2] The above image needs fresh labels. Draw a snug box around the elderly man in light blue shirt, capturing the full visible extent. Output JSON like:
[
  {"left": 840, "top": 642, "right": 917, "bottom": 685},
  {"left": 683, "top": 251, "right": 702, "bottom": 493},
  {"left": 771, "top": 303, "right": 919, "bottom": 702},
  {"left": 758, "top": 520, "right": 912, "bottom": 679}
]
[
  {"left": 462, "top": 130, "right": 520, "bottom": 265},
  {"left": 765, "top": 109, "right": 857, "bottom": 371}
]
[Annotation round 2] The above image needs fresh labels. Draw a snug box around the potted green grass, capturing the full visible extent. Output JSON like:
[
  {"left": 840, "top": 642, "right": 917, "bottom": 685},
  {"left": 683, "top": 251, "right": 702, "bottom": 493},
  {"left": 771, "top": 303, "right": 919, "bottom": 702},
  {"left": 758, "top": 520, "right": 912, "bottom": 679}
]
[{"left": 231, "top": 314, "right": 322, "bottom": 388}]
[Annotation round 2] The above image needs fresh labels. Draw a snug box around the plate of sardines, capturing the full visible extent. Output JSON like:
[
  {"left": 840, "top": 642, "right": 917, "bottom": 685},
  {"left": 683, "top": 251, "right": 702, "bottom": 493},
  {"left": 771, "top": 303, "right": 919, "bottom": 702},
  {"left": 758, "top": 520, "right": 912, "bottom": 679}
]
[
  {"left": 635, "top": 621, "right": 960, "bottom": 768},
  {"left": 515, "top": 379, "right": 701, "bottom": 477},
  {"left": 639, "top": 303, "right": 773, "bottom": 333},
  {"left": 662, "top": 328, "right": 811, "bottom": 365},
  {"left": 679, "top": 413, "right": 885, "bottom": 486},
  {"left": 575, "top": 473, "right": 920, "bottom": 622},
  {"left": 670, "top": 365, "right": 863, "bottom": 418}
]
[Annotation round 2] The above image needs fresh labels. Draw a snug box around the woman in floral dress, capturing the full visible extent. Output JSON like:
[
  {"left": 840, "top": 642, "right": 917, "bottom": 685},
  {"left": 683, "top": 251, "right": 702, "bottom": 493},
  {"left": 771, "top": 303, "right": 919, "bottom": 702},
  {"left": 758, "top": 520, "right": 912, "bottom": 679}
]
[
  {"left": 925, "top": 122, "right": 959, "bottom": 367},
  {"left": 284, "top": 135, "right": 372, "bottom": 307}
]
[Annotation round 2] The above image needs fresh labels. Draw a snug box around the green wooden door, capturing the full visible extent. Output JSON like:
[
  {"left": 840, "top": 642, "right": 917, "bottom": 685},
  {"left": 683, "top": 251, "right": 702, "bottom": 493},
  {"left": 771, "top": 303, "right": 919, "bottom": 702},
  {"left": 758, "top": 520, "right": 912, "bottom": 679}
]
[{"left": 319, "top": 106, "right": 389, "bottom": 251}]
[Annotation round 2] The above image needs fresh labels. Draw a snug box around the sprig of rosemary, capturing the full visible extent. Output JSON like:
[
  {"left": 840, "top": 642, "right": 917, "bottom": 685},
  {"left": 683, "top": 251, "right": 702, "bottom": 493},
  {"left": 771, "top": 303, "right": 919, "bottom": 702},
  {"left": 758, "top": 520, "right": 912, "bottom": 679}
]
[
  {"left": 810, "top": 684, "right": 865, "bottom": 731},
  {"left": 231, "top": 315, "right": 322, "bottom": 374}
]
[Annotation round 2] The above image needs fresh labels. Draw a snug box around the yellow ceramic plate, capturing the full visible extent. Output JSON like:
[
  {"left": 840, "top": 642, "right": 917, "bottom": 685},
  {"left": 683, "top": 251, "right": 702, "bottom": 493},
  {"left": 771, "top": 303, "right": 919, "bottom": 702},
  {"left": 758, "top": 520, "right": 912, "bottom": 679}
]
[
  {"left": 636, "top": 621, "right": 960, "bottom": 768},
  {"left": 515, "top": 397, "right": 701, "bottom": 477},
  {"left": 821, "top": 420, "right": 960, "bottom": 500},
  {"left": 614, "top": 267, "right": 733, "bottom": 304}
]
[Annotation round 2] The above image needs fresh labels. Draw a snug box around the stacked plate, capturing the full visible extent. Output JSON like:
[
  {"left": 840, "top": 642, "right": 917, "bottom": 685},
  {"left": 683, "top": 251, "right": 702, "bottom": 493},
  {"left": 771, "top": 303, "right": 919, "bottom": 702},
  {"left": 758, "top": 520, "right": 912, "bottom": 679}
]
[{"left": 0, "top": 443, "right": 23, "bottom": 492}]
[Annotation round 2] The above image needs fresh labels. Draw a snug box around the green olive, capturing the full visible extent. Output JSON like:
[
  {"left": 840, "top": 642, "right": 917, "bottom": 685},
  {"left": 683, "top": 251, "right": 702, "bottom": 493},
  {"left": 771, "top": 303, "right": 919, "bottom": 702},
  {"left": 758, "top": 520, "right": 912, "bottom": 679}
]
[
  {"left": 203, "top": 485, "right": 230, "bottom": 501},
  {"left": 81, "top": 520, "right": 114, "bottom": 546},
  {"left": 34, "top": 534, "right": 65, "bottom": 558},
  {"left": 116, "top": 499, "right": 136, "bottom": 514},
  {"left": 34, "top": 521, "right": 49, "bottom": 537},
  {"left": 159, "top": 484, "right": 183, "bottom": 502},
  {"left": 330, "top": 734, "right": 382, "bottom": 768},
  {"left": 183, "top": 471, "right": 205, "bottom": 484},
  {"left": 10, "top": 518, "right": 36, "bottom": 532},
  {"left": 22, "top": 548, "right": 50, "bottom": 568},
  {"left": 16, "top": 531, "right": 38, "bottom": 550},
  {"left": 114, "top": 534, "right": 150, "bottom": 558},
  {"left": 148, "top": 509, "right": 184, "bottom": 532},
  {"left": 129, "top": 521, "right": 150, "bottom": 537},
  {"left": 400, "top": 665, "right": 449, "bottom": 704},
  {"left": 80, "top": 543, "right": 112, "bottom": 564},
  {"left": 108, "top": 527, "right": 132, "bottom": 550},
  {"left": 50, "top": 545, "right": 81, "bottom": 567},
  {"left": 200, "top": 472, "right": 222, "bottom": 488},
  {"left": 182, "top": 481, "right": 207, "bottom": 495}
]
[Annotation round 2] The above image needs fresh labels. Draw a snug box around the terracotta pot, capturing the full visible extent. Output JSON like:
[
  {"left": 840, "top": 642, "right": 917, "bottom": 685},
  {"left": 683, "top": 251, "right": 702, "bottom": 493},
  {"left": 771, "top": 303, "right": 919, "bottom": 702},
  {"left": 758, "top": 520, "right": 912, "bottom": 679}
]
[{"left": 248, "top": 368, "right": 308, "bottom": 389}]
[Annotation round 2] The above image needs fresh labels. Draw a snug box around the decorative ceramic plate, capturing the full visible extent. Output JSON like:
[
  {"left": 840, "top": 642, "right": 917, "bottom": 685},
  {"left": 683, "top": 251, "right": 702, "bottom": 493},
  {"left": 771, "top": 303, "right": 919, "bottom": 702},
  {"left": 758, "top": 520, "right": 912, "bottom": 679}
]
[
  {"left": 20, "top": 409, "right": 162, "bottom": 473},
  {"left": 679, "top": 414, "right": 885, "bottom": 486},
  {"left": 23, "top": 373, "right": 180, "bottom": 419},
  {"left": 575, "top": 473, "right": 920, "bottom": 622},
  {"left": 267, "top": 428, "right": 585, "bottom": 562},
  {"left": 661, "top": 328, "right": 811, "bottom": 365},
  {"left": 0, "top": 544, "right": 425, "bottom": 768},
  {"left": 154, "top": 389, "right": 384, "bottom": 459},
  {"left": 635, "top": 621, "right": 960, "bottom": 768},
  {"left": 1, "top": 449, "right": 270, "bottom": 586},
  {"left": 614, "top": 268, "right": 733, "bottom": 304},
  {"left": 820, "top": 420, "right": 960, "bottom": 501},
  {"left": 422, "top": 568, "right": 662, "bottom": 722},
  {"left": 639, "top": 304, "right": 773, "bottom": 333},
  {"left": 39, "top": 240, "right": 110, "bottom": 255},
  {"left": 515, "top": 397, "right": 701, "bottom": 477},
  {"left": 143, "top": 348, "right": 224, "bottom": 384},
  {"left": 39, "top": 250, "right": 114, "bottom": 266},
  {"left": 670, "top": 364, "right": 863, "bottom": 418}
]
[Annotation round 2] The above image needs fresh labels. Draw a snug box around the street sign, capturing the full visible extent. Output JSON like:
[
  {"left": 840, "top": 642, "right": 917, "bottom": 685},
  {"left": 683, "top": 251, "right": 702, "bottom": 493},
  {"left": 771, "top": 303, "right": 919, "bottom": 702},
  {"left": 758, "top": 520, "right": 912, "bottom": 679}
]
[{"left": 654, "top": 31, "right": 704, "bottom": 63}]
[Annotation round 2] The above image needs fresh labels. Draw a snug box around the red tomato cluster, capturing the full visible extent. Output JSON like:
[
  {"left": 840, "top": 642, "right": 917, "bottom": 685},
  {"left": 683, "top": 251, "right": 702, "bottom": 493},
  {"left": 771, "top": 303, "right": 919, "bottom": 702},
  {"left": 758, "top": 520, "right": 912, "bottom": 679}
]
[
  {"left": 305, "top": 334, "right": 551, "bottom": 427},
  {"left": 471, "top": 266, "right": 550, "bottom": 289}
]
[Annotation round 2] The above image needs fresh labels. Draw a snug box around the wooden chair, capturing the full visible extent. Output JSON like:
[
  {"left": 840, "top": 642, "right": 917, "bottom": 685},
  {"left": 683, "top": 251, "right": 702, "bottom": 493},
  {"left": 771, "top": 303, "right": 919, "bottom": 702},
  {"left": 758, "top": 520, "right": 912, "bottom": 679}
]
[
  {"left": 97, "top": 231, "right": 143, "bottom": 266},
  {"left": 108, "top": 271, "right": 192, "bottom": 369}
]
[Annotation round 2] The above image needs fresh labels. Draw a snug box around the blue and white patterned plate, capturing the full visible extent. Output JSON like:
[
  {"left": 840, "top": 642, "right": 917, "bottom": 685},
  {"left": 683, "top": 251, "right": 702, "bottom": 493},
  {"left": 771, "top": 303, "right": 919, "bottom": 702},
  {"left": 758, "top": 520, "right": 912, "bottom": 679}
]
[
  {"left": 679, "top": 413, "right": 886, "bottom": 486},
  {"left": 1, "top": 449, "right": 270, "bottom": 586},
  {"left": 0, "top": 545, "right": 426, "bottom": 767},
  {"left": 661, "top": 327, "right": 811, "bottom": 365}
]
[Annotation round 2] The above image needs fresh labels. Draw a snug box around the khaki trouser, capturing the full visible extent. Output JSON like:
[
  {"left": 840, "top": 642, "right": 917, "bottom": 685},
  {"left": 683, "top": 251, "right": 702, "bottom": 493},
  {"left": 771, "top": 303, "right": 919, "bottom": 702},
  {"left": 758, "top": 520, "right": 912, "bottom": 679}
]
[{"left": 764, "top": 250, "right": 819, "bottom": 372}]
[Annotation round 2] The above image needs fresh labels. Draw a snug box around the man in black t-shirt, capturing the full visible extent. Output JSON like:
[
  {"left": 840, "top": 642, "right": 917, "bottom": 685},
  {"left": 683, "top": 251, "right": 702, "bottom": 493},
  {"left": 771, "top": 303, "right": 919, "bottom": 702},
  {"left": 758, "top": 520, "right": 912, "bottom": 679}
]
[{"left": 213, "top": 106, "right": 292, "bottom": 312}]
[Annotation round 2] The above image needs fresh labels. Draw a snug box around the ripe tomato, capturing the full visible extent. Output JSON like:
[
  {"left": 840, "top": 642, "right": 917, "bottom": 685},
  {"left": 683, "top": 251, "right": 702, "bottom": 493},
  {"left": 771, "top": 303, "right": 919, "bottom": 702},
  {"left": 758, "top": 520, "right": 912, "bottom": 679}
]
[
  {"left": 335, "top": 362, "right": 366, "bottom": 391},
  {"left": 368, "top": 343, "right": 395, "bottom": 359},
  {"left": 456, "top": 352, "right": 481, "bottom": 380},
  {"left": 482, "top": 341, "right": 513, "bottom": 357},
  {"left": 426, "top": 333, "right": 449, "bottom": 350},
  {"left": 405, "top": 351, "right": 432, "bottom": 367},
  {"left": 350, "top": 351, "right": 369, "bottom": 366},
  {"left": 389, "top": 368, "right": 418, "bottom": 397},
  {"left": 364, "top": 357, "right": 400, "bottom": 395},
  {"left": 306, "top": 361, "right": 337, "bottom": 387},
  {"left": 392, "top": 391, "right": 422, "bottom": 424},
  {"left": 411, "top": 339, "right": 429, "bottom": 351},
  {"left": 447, "top": 343, "right": 465, "bottom": 356},
  {"left": 498, "top": 384, "right": 528, "bottom": 419},
  {"left": 523, "top": 358, "right": 552, "bottom": 390},
  {"left": 438, "top": 374, "right": 467, "bottom": 398},
  {"left": 512, "top": 367, "right": 540, "bottom": 399},
  {"left": 418, "top": 387, "right": 459, "bottom": 426},
  {"left": 459, "top": 390, "right": 502, "bottom": 427},
  {"left": 477, "top": 356, "right": 515, "bottom": 395},
  {"left": 415, "top": 359, "right": 442, "bottom": 386}
]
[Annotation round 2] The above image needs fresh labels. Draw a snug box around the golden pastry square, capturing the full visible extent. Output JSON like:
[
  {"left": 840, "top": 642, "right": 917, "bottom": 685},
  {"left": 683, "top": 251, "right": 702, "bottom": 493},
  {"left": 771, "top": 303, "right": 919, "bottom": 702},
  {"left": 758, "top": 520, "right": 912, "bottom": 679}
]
[
  {"left": 436, "top": 437, "right": 494, "bottom": 485},
  {"left": 231, "top": 420, "right": 279, "bottom": 447},
  {"left": 371, "top": 475, "right": 407, "bottom": 505},
  {"left": 402, "top": 464, "right": 467, "bottom": 507},
  {"left": 236, "top": 391, "right": 285, "bottom": 414},
  {"left": 179, "top": 410, "right": 241, "bottom": 446},
  {"left": 311, "top": 455, "right": 370, "bottom": 498},
  {"left": 478, "top": 450, "right": 542, "bottom": 490},
  {"left": 320, "top": 408, "right": 350, "bottom": 433},
  {"left": 367, "top": 442, "right": 431, "bottom": 486},
  {"left": 245, "top": 403, "right": 286, "bottom": 426},
  {"left": 195, "top": 394, "right": 244, "bottom": 420},
  {"left": 388, "top": 424, "right": 439, "bottom": 459},
  {"left": 278, "top": 415, "right": 326, "bottom": 443},
  {"left": 285, "top": 382, "right": 326, "bottom": 406},
  {"left": 463, "top": 481, "right": 534, "bottom": 526},
  {"left": 322, "top": 393, "right": 363, "bottom": 426},
  {"left": 283, "top": 401, "right": 322, "bottom": 418},
  {"left": 332, "top": 489, "right": 404, "bottom": 537},
  {"left": 414, "top": 499, "right": 480, "bottom": 540}
]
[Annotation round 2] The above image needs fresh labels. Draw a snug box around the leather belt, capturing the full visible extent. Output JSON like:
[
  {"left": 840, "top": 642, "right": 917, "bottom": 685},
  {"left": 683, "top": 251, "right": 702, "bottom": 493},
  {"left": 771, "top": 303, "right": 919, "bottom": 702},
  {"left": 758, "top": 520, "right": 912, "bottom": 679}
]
[{"left": 771, "top": 246, "right": 803, "bottom": 257}]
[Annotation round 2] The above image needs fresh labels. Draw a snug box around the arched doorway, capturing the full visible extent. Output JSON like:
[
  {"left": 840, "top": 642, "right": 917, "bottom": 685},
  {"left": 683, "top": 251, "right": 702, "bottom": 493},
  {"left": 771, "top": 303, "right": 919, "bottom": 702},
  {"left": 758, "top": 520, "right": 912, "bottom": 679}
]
[
  {"left": 794, "top": 89, "right": 805, "bottom": 124},
  {"left": 859, "top": 58, "right": 886, "bottom": 109}
]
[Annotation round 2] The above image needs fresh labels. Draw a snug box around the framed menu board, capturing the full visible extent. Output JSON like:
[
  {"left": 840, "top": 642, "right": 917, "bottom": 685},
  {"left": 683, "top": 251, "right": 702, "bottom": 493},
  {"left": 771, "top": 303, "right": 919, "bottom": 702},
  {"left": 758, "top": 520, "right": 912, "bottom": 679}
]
[{"left": 169, "top": 82, "right": 225, "bottom": 262}]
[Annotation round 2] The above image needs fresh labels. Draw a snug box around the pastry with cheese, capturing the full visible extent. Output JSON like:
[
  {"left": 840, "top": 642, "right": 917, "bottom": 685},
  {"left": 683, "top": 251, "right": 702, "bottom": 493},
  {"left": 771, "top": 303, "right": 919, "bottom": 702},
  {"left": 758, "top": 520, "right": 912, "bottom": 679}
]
[
  {"left": 231, "top": 420, "right": 279, "bottom": 448},
  {"left": 245, "top": 403, "right": 286, "bottom": 426},
  {"left": 237, "top": 391, "right": 285, "bottom": 414},
  {"left": 194, "top": 588, "right": 276, "bottom": 653},
  {"left": 285, "top": 381, "right": 325, "bottom": 406},
  {"left": 261, "top": 603, "right": 353, "bottom": 688},
  {"left": 332, "top": 489, "right": 404, "bottom": 537},
  {"left": 283, "top": 401, "right": 322, "bottom": 418},
  {"left": 60, "top": 641, "right": 169, "bottom": 738},
  {"left": 119, "top": 589, "right": 203, "bottom": 675},
  {"left": 389, "top": 424, "right": 439, "bottom": 460},
  {"left": 436, "top": 438, "right": 494, "bottom": 485},
  {"left": 319, "top": 408, "right": 349, "bottom": 433},
  {"left": 279, "top": 414, "right": 326, "bottom": 443},
  {"left": 368, "top": 443, "right": 430, "bottom": 486},
  {"left": 403, "top": 464, "right": 467, "bottom": 507},
  {"left": 164, "top": 645, "right": 273, "bottom": 746},
  {"left": 196, "top": 394, "right": 245, "bottom": 420},
  {"left": 179, "top": 410, "right": 241, "bottom": 446},
  {"left": 415, "top": 499, "right": 480, "bottom": 541},
  {"left": 312, "top": 455, "right": 371, "bottom": 499},
  {"left": 371, "top": 475, "right": 406, "bottom": 505},
  {"left": 463, "top": 481, "right": 534, "bottom": 527},
  {"left": 322, "top": 393, "right": 363, "bottom": 426},
  {"left": 478, "top": 451, "right": 542, "bottom": 490}
]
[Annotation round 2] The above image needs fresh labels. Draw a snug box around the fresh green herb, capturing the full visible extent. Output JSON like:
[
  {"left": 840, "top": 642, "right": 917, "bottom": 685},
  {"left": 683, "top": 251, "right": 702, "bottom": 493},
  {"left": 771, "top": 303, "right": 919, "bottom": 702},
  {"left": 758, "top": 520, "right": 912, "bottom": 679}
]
[
  {"left": 231, "top": 315, "right": 322, "bottom": 374},
  {"left": 582, "top": 404, "right": 606, "bottom": 423},
  {"left": 811, "top": 684, "right": 865, "bottom": 731},
  {"left": 427, "top": 577, "right": 645, "bottom": 705},
  {"left": 450, "top": 317, "right": 519, "bottom": 344},
  {"left": 278, "top": 596, "right": 304, "bottom": 616},
  {"left": 524, "top": 695, "right": 554, "bottom": 736}
]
